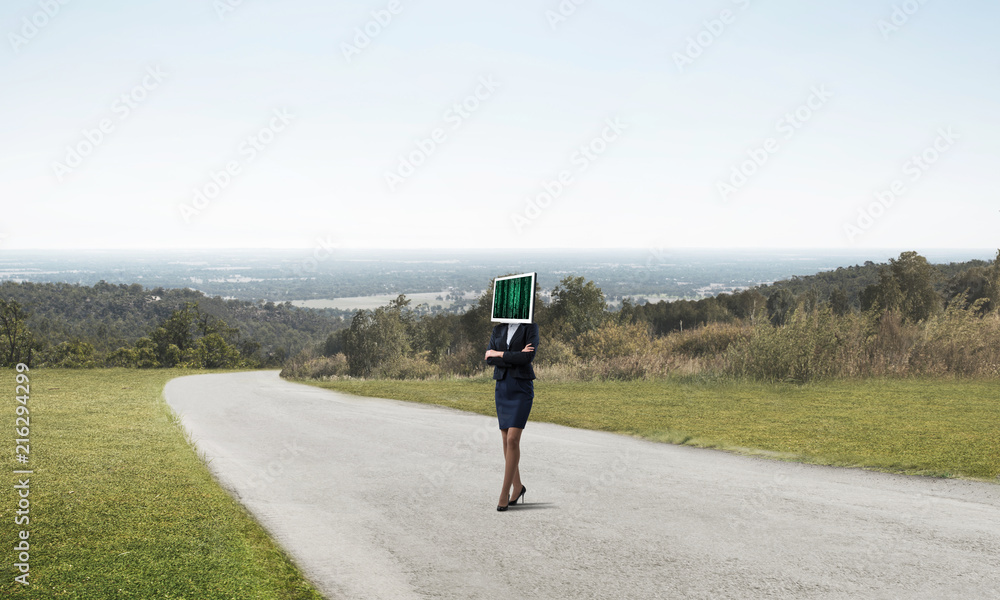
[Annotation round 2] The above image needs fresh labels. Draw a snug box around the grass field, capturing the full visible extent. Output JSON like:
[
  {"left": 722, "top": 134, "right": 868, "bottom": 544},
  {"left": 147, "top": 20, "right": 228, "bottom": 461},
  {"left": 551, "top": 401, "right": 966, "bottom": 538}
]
[
  {"left": 1, "top": 369, "right": 324, "bottom": 600},
  {"left": 313, "top": 375, "right": 1000, "bottom": 480},
  {"left": 2, "top": 370, "right": 996, "bottom": 598}
]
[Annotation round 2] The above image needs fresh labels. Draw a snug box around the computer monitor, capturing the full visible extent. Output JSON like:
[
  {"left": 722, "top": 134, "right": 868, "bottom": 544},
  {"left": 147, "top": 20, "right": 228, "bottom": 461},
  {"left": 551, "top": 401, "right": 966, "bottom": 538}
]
[{"left": 490, "top": 272, "right": 536, "bottom": 323}]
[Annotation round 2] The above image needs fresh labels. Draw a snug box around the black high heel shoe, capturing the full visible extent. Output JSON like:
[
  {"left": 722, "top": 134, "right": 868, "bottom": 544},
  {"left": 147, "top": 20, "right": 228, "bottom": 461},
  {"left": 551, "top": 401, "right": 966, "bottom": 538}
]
[
  {"left": 509, "top": 485, "right": 526, "bottom": 506},
  {"left": 496, "top": 503, "right": 508, "bottom": 512}
]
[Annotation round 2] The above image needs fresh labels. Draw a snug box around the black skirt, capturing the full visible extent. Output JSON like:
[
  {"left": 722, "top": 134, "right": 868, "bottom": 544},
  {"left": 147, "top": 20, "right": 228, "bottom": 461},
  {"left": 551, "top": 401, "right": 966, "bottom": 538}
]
[{"left": 495, "top": 375, "right": 533, "bottom": 429}]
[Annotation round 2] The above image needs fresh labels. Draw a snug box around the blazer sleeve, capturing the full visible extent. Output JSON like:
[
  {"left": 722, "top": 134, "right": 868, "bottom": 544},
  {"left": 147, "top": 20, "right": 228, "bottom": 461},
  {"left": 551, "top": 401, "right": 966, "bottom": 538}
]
[
  {"left": 485, "top": 326, "right": 513, "bottom": 368},
  {"left": 502, "top": 323, "right": 538, "bottom": 366}
]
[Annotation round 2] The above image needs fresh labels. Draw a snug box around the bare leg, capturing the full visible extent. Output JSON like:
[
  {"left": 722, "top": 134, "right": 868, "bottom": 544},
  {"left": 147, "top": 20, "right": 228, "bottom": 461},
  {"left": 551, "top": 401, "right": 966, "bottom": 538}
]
[
  {"left": 499, "top": 427, "right": 523, "bottom": 508},
  {"left": 499, "top": 429, "right": 510, "bottom": 507},
  {"left": 499, "top": 429, "right": 523, "bottom": 503}
]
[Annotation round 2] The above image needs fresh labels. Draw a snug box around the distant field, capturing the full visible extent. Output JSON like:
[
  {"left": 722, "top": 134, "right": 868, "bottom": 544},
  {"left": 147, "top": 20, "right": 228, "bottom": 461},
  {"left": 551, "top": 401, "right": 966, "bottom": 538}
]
[
  {"left": 312, "top": 376, "right": 1000, "bottom": 480},
  {"left": 0, "top": 369, "right": 323, "bottom": 599}
]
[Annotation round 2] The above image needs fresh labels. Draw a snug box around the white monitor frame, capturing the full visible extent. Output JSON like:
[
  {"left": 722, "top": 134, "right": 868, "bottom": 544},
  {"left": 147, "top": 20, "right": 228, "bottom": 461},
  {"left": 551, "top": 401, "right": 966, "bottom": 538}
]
[{"left": 490, "top": 272, "right": 536, "bottom": 324}]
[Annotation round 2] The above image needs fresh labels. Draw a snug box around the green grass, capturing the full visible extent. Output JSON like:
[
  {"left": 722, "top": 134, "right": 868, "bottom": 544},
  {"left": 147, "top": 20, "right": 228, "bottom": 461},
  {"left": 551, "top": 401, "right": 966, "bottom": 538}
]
[
  {"left": 3, "top": 370, "right": 994, "bottom": 599},
  {"left": 312, "top": 375, "right": 1000, "bottom": 480},
  {"left": 1, "top": 369, "right": 325, "bottom": 600}
]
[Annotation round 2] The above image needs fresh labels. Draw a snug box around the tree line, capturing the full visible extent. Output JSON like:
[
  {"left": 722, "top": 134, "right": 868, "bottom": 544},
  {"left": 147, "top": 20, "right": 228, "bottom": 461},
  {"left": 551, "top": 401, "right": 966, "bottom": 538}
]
[
  {"left": 4, "top": 251, "right": 998, "bottom": 379},
  {"left": 282, "top": 251, "right": 1000, "bottom": 382},
  {"left": 0, "top": 281, "right": 343, "bottom": 368}
]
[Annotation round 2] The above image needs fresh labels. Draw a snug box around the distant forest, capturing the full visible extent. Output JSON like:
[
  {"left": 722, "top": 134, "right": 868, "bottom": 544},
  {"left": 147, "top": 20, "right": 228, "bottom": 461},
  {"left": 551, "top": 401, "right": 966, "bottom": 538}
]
[
  {"left": 2, "top": 251, "right": 998, "bottom": 379},
  {"left": 624, "top": 253, "right": 993, "bottom": 336},
  {"left": 0, "top": 281, "right": 344, "bottom": 368}
]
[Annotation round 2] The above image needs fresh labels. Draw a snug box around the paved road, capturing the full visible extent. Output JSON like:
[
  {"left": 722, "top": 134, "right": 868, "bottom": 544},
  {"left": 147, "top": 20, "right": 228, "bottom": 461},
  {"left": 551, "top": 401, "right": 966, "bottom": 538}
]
[{"left": 164, "top": 371, "right": 1000, "bottom": 599}]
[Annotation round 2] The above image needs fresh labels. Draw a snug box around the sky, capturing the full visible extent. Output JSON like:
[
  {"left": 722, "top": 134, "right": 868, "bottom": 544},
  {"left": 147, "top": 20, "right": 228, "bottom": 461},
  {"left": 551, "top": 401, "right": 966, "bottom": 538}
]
[{"left": 1, "top": 0, "right": 998, "bottom": 250}]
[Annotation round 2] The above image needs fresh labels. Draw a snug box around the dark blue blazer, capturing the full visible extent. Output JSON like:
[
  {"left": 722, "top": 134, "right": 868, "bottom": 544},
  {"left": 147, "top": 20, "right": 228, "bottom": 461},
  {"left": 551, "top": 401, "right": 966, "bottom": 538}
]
[{"left": 486, "top": 322, "right": 539, "bottom": 380}]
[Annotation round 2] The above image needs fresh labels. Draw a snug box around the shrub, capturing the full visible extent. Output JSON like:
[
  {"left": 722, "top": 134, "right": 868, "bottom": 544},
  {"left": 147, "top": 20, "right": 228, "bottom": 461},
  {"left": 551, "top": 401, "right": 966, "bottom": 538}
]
[
  {"left": 106, "top": 338, "right": 159, "bottom": 368},
  {"left": 910, "top": 299, "right": 1000, "bottom": 376},
  {"left": 379, "top": 354, "right": 440, "bottom": 380},
  {"left": 664, "top": 322, "right": 752, "bottom": 358},
  {"left": 583, "top": 354, "right": 657, "bottom": 380},
  {"left": 181, "top": 333, "right": 243, "bottom": 368},
  {"left": 279, "top": 352, "right": 350, "bottom": 379},
  {"left": 535, "top": 337, "right": 575, "bottom": 366},
  {"left": 575, "top": 321, "right": 653, "bottom": 360},
  {"left": 726, "top": 309, "right": 870, "bottom": 382},
  {"left": 46, "top": 340, "right": 98, "bottom": 368},
  {"left": 438, "top": 341, "right": 486, "bottom": 377}
]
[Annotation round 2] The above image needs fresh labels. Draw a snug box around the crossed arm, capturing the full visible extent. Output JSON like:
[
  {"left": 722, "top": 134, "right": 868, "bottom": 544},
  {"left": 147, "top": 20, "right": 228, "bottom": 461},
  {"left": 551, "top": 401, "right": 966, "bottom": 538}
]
[{"left": 484, "top": 325, "right": 538, "bottom": 366}]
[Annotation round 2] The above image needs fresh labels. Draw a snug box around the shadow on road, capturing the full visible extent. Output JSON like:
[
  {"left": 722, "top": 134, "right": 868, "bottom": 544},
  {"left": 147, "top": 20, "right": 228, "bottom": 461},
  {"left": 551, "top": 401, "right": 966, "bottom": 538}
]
[{"left": 509, "top": 502, "right": 556, "bottom": 510}]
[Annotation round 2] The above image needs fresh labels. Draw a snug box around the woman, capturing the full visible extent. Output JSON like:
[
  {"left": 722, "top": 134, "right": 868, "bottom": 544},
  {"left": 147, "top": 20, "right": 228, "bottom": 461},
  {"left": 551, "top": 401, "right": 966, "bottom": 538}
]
[{"left": 484, "top": 320, "right": 539, "bottom": 511}]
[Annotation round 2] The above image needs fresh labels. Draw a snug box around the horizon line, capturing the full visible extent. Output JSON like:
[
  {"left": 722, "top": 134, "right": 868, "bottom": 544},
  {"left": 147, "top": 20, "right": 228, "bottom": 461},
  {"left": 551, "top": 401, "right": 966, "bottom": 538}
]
[{"left": 2, "top": 246, "right": 997, "bottom": 253}]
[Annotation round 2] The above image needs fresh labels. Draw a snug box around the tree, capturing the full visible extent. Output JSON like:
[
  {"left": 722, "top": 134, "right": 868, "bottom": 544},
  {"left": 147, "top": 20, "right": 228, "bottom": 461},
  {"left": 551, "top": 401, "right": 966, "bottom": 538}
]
[
  {"left": 616, "top": 297, "right": 637, "bottom": 324},
  {"left": 0, "top": 299, "right": 35, "bottom": 367},
  {"left": 460, "top": 283, "right": 496, "bottom": 347},
  {"left": 829, "top": 288, "right": 851, "bottom": 316},
  {"left": 149, "top": 303, "right": 198, "bottom": 365},
  {"left": 107, "top": 337, "right": 159, "bottom": 368},
  {"left": 322, "top": 330, "right": 347, "bottom": 357},
  {"left": 183, "top": 333, "right": 242, "bottom": 368},
  {"left": 861, "top": 251, "right": 941, "bottom": 322},
  {"left": 343, "top": 304, "right": 411, "bottom": 377},
  {"left": 48, "top": 340, "right": 97, "bottom": 368},
  {"left": 860, "top": 270, "right": 902, "bottom": 314},
  {"left": 546, "top": 276, "right": 606, "bottom": 341},
  {"left": 944, "top": 249, "right": 1000, "bottom": 313},
  {"left": 727, "top": 289, "right": 767, "bottom": 325},
  {"left": 799, "top": 289, "right": 820, "bottom": 314},
  {"left": 387, "top": 293, "right": 418, "bottom": 345},
  {"left": 988, "top": 250, "right": 1000, "bottom": 313},
  {"left": 419, "top": 313, "right": 455, "bottom": 363},
  {"left": 890, "top": 251, "right": 941, "bottom": 322},
  {"left": 766, "top": 289, "right": 796, "bottom": 326},
  {"left": 101, "top": 303, "right": 250, "bottom": 368}
]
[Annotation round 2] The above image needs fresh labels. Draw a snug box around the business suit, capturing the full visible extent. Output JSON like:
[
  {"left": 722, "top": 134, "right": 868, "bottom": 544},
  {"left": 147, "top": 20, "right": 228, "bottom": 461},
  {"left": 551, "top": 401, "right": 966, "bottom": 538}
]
[
  {"left": 485, "top": 321, "right": 538, "bottom": 510},
  {"left": 486, "top": 322, "right": 539, "bottom": 429}
]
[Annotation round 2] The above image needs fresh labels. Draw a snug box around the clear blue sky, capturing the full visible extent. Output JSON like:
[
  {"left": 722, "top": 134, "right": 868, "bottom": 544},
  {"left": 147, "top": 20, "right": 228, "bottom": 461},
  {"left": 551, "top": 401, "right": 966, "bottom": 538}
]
[{"left": 1, "top": 0, "right": 998, "bottom": 250}]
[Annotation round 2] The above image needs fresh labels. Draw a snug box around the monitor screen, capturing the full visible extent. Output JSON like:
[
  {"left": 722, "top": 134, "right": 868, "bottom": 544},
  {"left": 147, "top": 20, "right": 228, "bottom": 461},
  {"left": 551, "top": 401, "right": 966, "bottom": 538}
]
[{"left": 490, "top": 272, "right": 536, "bottom": 323}]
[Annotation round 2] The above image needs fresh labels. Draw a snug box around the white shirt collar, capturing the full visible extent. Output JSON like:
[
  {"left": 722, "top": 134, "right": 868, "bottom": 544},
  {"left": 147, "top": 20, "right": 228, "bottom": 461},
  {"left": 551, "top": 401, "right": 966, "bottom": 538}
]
[{"left": 506, "top": 323, "right": 520, "bottom": 344}]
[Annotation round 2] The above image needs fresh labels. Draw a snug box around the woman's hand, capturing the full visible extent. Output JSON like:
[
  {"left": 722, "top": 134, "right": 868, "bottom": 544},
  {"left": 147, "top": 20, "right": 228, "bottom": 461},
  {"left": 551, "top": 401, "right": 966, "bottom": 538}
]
[{"left": 485, "top": 344, "right": 534, "bottom": 361}]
